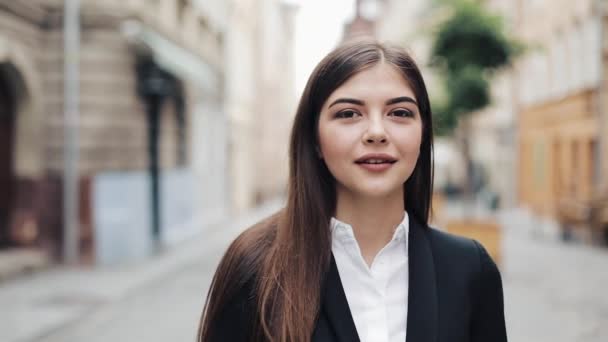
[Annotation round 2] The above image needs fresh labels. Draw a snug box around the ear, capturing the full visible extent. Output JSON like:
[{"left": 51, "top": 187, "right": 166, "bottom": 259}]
[{"left": 316, "top": 145, "right": 323, "bottom": 159}]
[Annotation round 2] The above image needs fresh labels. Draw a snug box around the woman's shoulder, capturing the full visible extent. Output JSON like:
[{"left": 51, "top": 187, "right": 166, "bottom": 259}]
[
  {"left": 425, "top": 225, "right": 479, "bottom": 254},
  {"left": 425, "top": 225, "right": 500, "bottom": 278},
  {"left": 425, "top": 225, "right": 506, "bottom": 338}
]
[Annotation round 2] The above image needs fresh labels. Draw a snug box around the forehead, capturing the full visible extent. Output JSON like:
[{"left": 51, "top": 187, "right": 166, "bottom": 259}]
[{"left": 324, "top": 63, "right": 416, "bottom": 105}]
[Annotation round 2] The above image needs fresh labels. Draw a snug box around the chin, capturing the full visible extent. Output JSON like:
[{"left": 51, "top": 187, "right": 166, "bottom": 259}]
[{"left": 355, "top": 186, "right": 402, "bottom": 199}]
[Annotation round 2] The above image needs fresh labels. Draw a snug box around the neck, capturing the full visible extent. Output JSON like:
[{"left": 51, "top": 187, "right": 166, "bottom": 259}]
[{"left": 334, "top": 188, "right": 405, "bottom": 266}]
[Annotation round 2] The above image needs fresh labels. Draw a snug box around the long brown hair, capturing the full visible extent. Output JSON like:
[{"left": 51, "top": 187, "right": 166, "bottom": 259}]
[{"left": 198, "top": 40, "right": 434, "bottom": 342}]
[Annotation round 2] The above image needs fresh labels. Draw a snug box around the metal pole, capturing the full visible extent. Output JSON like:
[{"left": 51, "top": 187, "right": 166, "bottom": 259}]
[
  {"left": 148, "top": 95, "right": 161, "bottom": 248},
  {"left": 596, "top": 0, "right": 605, "bottom": 190},
  {"left": 63, "top": 0, "right": 80, "bottom": 264}
]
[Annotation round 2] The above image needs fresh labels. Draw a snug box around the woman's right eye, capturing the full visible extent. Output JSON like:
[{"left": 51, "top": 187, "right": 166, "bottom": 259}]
[{"left": 335, "top": 110, "right": 359, "bottom": 119}]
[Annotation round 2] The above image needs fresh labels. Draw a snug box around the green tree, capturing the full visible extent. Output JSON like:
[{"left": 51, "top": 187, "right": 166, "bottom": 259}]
[{"left": 430, "top": 0, "right": 522, "bottom": 203}]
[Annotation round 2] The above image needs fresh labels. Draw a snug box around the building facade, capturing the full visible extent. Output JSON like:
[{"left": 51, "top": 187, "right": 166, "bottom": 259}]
[
  {"left": 508, "top": 0, "right": 606, "bottom": 218},
  {"left": 342, "top": 0, "right": 377, "bottom": 41},
  {"left": 225, "top": 0, "right": 297, "bottom": 212},
  {"left": 342, "top": 0, "right": 608, "bottom": 228},
  {"left": 0, "top": 0, "right": 227, "bottom": 264}
]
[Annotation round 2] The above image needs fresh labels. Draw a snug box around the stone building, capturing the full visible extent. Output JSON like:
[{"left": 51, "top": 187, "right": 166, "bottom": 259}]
[
  {"left": 0, "top": 0, "right": 227, "bottom": 264},
  {"left": 506, "top": 0, "right": 607, "bottom": 218},
  {"left": 225, "top": 0, "right": 297, "bottom": 212},
  {"left": 342, "top": 0, "right": 377, "bottom": 42}
]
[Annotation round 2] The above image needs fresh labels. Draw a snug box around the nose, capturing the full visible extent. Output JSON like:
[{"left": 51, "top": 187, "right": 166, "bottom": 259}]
[{"left": 363, "top": 116, "right": 388, "bottom": 144}]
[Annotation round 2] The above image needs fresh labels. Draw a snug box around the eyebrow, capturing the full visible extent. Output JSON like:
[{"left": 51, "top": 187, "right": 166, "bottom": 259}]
[{"left": 328, "top": 96, "right": 418, "bottom": 108}]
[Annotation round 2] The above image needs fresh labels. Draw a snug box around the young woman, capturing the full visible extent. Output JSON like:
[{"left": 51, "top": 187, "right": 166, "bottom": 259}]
[{"left": 197, "top": 40, "right": 507, "bottom": 342}]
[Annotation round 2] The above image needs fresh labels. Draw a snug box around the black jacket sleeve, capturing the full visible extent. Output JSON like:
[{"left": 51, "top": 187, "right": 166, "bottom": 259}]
[{"left": 470, "top": 240, "right": 508, "bottom": 342}]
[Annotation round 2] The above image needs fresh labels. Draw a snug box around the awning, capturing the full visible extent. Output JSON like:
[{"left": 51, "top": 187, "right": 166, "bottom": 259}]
[{"left": 121, "top": 20, "right": 221, "bottom": 94}]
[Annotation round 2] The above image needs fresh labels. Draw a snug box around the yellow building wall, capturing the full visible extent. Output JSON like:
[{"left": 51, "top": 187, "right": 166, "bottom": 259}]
[{"left": 519, "top": 89, "right": 598, "bottom": 217}]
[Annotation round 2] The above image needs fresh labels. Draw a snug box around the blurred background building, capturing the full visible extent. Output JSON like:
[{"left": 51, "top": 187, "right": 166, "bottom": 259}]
[
  {"left": 0, "top": 0, "right": 295, "bottom": 266},
  {"left": 226, "top": 0, "right": 297, "bottom": 212},
  {"left": 344, "top": 0, "right": 608, "bottom": 245},
  {"left": 342, "top": 0, "right": 376, "bottom": 41},
  {"left": 480, "top": 0, "right": 607, "bottom": 244},
  {"left": 510, "top": 0, "right": 605, "bottom": 219}
]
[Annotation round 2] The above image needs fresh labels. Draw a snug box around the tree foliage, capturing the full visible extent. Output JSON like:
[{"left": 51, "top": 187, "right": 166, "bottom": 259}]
[{"left": 430, "top": 0, "right": 521, "bottom": 135}]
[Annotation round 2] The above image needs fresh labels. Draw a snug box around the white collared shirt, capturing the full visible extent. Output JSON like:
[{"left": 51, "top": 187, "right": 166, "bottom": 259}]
[{"left": 330, "top": 212, "right": 409, "bottom": 342}]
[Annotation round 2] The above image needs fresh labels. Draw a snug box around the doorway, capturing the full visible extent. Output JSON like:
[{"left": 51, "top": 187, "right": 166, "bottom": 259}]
[{"left": 0, "top": 64, "right": 16, "bottom": 248}]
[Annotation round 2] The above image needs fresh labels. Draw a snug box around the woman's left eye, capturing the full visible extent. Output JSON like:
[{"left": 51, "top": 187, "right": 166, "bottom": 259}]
[{"left": 389, "top": 109, "right": 414, "bottom": 117}]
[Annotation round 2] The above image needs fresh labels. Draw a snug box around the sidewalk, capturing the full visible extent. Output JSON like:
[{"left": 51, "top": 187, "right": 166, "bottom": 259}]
[
  {"left": 0, "top": 248, "right": 51, "bottom": 283},
  {"left": 0, "top": 199, "right": 284, "bottom": 342},
  {"left": 499, "top": 213, "right": 608, "bottom": 342}
]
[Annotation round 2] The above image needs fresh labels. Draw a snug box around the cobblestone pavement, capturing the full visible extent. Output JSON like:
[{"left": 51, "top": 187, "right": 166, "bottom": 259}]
[
  {"left": 11, "top": 210, "right": 608, "bottom": 342},
  {"left": 35, "top": 255, "right": 220, "bottom": 342},
  {"left": 501, "top": 228, "right": 608, "bottom": 342},
  {"left": 0, "top": 201, "right": 282, "bottom": 342}
]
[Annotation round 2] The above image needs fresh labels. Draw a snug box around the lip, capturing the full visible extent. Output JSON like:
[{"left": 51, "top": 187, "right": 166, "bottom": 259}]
[
  {"left": 354, "top": 153, "right": 398, "bottom": 163},
  {"left": 354, "top": 153, "right": 398, "bottom": 172},
  {"left": 357, "top": 162, "right": 394, "bottom": 172}
]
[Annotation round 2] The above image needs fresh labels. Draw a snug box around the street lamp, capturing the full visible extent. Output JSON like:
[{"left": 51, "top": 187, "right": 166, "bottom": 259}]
[{"left": 136, "top": 57, "right": 175, "bottom": 250}]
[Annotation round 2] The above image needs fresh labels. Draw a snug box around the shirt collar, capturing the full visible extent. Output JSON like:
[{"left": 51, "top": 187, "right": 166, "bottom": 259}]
[{"left": 330, "top": 211, "right": 409, "bottom": 245}]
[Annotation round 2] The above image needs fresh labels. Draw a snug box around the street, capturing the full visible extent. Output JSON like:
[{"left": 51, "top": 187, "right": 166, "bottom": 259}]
[
  {"left": 3, "top": 209, "right": 608, "bottom": 342},
  {"left": 502, "top": 228, "right": 608, "bottom": 341},
  {"left": 36, "top": 258, "right": 218, "bottom": 342}
]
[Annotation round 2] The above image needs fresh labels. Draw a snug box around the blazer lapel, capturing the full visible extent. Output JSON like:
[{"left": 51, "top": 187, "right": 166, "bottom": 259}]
[
  {"left": 320, "top": 254, "right": 360, "bottom": 342},
  {"left": 406, "top": 217, "right": 438, "bottom": 342}
]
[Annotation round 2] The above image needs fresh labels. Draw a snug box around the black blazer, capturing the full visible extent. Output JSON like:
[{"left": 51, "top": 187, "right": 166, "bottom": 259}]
[{"left": 208, "top": 216, "right": 507, "bottom": 342}]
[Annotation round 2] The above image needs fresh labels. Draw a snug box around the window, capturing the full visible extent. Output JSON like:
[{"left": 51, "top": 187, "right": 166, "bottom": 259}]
[
  {"left": 178, "top": 0, "right": 189, "bottom": 24},
  {"left": 582, "top": 17, "right": 601, "bottom": 87},
  {"left": 548, "top": 32, "right": 568, "bottom": 99}
]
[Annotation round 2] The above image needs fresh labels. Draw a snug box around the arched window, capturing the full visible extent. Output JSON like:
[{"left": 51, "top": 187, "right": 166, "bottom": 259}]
[
  {"left": 568, "top": 22, "right": 585, "bottom": 91},
  {"left": 582, "top": 17, "right": 601, "bottom": 88},
  {"left": 530, "top": 52, "right": 549, "bottom": 103},
  {"left": 539, "top": 52, "right": 551, "bottom": 102},
  {"left": 159, "top": 79, "right": 187, "bottom": 168},
  {"left": 549, "top": 32, "right": 568, "bottom": 98},
  {"left": 519, "top": 56, "right": 537, "bottom": 106}
]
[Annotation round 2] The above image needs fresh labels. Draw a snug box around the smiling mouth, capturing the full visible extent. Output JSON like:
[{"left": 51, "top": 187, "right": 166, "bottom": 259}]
[
  {"left": 356, "top": 160, "right": 396, "bottom": 165},
  {"left": 355, "top": 158, "right": 397, "bottom": 165},
  {"left": 354, "top": 158, "right": 396, "bottom": 172}
]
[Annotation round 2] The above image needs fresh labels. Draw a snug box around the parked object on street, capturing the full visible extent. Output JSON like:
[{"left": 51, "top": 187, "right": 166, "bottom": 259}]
[
  {"left": 556, "top": 195, "right": 608, "bottom": 246},
  {"left": 589, "top": 195, "right": 608, "bottom": 246},
  {"left": 445, "top": 218, "right": 502, "bottom": 266},
  {"left": 0, "top": 248, "right": 50, "bottom": 283},
  {"left": 556, "top": 197, "right": 592, "bottom": 241},
  {"left": 432, "top": 192, "right": 502, "bottom": 265}
]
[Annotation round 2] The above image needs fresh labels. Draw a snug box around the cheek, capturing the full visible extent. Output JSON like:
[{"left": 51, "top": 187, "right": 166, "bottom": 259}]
[
  {"left": 319, "top": 134, "right": 345, "bottom": 164},
  {"left": 389, "top": 126, "right": 423, "bottom": 155},
  {"left": 318, "top": 124, "right": 357, "bottom": 161}
]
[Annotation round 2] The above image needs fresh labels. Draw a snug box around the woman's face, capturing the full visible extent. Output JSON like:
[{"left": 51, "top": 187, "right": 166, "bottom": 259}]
[{"left": 317, "top": 62, "right": 423, "bottom": 200}]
